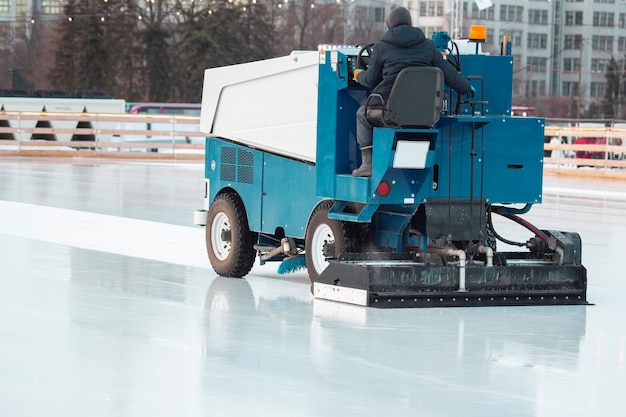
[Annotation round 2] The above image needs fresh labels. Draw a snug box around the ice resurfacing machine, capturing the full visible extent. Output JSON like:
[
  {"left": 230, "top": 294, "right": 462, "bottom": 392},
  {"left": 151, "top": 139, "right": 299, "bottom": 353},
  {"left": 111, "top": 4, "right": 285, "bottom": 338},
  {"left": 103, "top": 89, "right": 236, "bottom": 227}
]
[{"left": 194, "top": 33, "right": 587, "bottom": 308}]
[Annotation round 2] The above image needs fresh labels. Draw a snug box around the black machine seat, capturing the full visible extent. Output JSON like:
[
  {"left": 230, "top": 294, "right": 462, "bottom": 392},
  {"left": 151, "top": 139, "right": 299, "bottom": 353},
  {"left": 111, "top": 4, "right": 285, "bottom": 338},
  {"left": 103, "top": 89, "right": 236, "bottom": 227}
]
[{"left": 366, "top": 66, "right": 444, "bottom": 128}]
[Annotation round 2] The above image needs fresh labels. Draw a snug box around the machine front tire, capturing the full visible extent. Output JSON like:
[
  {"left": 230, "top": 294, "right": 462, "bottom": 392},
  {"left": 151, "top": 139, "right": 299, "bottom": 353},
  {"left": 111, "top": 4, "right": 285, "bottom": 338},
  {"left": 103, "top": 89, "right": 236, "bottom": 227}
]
[
  {"left": 305, "top": 202, "right": 362, "bottom": 282},
  {"left": 206, "top": 192, "right": 257, "bottom": 278}
]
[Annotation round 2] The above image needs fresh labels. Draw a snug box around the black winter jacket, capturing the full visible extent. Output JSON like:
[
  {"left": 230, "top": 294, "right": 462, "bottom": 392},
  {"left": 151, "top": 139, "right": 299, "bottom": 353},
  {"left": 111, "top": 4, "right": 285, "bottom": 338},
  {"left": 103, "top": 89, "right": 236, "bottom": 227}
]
[{"left": 356, "top": 25, "right": 472, "bottom": 96}]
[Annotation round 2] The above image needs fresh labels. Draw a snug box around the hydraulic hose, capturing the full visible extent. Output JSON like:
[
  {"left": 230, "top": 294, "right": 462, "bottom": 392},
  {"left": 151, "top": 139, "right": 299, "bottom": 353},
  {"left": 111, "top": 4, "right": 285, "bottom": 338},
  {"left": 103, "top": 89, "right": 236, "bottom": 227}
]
[{"left": 489, "top": 206, "right": 550, "bottom": 246}]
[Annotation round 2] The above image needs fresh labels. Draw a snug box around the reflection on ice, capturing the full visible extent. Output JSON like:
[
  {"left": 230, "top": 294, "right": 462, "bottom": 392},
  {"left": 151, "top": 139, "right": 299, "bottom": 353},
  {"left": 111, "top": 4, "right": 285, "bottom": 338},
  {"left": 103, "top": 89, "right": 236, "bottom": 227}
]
[
  {"left": 1, "top": 160, "right": 624, "bottom": 417},
  {"left": 202, "top": 274, "right": 589, "bottom": 416}
]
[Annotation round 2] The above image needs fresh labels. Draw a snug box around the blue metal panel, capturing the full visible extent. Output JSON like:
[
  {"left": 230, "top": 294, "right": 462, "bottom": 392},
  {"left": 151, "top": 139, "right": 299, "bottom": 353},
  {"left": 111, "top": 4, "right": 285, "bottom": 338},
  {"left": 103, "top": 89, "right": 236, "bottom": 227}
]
[
  {"left": 287, "top": 46, "right": 540, "bottom": 241},
  {"left": 205, "top": 137, "right": 264, "bottom": 231},
  {"left": 482, "top": 117, "right": 544, "bottom": 204},
  {"left": 326, "top": 113, "right": 543, "bottom": 222},
  {"left": 328, "top": 201, "right": 380, "bottom": 223},
  {"left": 316, "top": 51, "right": 341, "bottom": 198},
  {"left": 261, "top": 153, "right": 321, "bottom": 239},
  {"left": 428, "top": 116, "right": 543, "bottom": 204},
  {"left": 455, "top": 55, "right": 514, "bottom": 117},
  {"left": 206, "top": 137, "right": 322, "bottom": 238},
  {"left": 331, "top": 127, "right": 440, "bottom": 208},
  {"left": 316, "top": 49, "right": 366, "bottom": 198},
  {"left": 333, "top": 175, "right": 369, "bottom": 203},
  {"left": 370, "top": 128, "right": 438, "bottom": 205}
]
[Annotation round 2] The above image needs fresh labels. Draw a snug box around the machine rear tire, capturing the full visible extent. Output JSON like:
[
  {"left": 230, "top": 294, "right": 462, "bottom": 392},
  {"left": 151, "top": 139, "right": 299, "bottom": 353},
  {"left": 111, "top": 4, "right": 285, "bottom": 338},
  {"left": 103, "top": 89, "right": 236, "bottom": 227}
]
[
  {"left": 206, "top": 192, "right": 257, "bottom": 278},
  {"left": 305, "top": 202, "right": 362, "bottom": 282}
]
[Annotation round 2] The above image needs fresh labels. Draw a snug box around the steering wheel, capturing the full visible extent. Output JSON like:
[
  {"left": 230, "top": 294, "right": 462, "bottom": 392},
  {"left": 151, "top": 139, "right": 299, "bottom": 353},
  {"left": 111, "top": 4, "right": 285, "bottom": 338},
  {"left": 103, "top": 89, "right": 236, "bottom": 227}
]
[{"left": 356, "top": 43, "right": 375, "bottom": 70}]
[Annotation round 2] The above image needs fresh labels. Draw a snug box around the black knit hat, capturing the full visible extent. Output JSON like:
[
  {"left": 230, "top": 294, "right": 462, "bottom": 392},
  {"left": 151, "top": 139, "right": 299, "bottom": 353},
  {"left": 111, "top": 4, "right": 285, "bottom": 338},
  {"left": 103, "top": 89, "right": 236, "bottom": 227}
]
[{"left": 386, "top": 7, "right": 412, "bottom": 29}]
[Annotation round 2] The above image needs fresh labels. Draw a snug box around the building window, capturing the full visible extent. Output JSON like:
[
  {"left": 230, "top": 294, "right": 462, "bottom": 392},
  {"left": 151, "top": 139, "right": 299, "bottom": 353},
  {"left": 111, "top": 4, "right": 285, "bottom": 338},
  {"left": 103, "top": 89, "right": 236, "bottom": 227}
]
[
  {"left": 0, "top": 0, "right": 10, "bottom": 13},
  {"left": 500, "top": 5, "right": 523, "bottom": 22},
  {"left": 374, "top": 7, "right": 384, "bottom": 22},
  {"left": 422, "top": 26, "right": 445, "bottom": 39},
  {"left": 355, "top": 6, "right": 367, "bottom": 21},
  {"left": 590, "top": 82, "right": 606, "bottom": 98},
  {"left": 527, "top": 33, "right": 548, "bottom": 49},
  {"left": 486, "top": 28, "right": 494, "bottom": 44},
  {"left": 620, "top": 13, "right": 625, "bottom": 29},
  {"left": 528, "top": 81, "right": 537, "bottom": 97},
  {"left": 539, "top": 80, "right": 546, "bottom": 96},
  {"left": 528, "top": 9, "right": 548, "bottom": 25},
  {"left": 593, "top": 0, "right": 615, "bottom": 3},
  {"left": 513, "top": 54, "right": 523, "bottom": 71},
  {"left": 619, "top": 37, "right": 626, "bottom": 52},
  {"left": 528, "top": 80, "right": 547, "bottom": 97},
  {"left": 565, "top": 11, "right": 583, "bottom": 26},
  {"left": 41, "top": 1, "right": 64, "bottom": 14},
  {"left": 15, "top": 0, "right": 25, "bottom": 15},
  {"left": 564, "top": 35, "right": 582, "bottom": 49},
  {"left": 527, "top": 57, "right": 547, "bottom": 73},
  {"left": 472, "top": 4, "right": 495, "bottom": 20},
  {"left": 593, "top": 12, "right": 615, "bottom": 27},
  {"left": 562, "top": 81, "right": 579, "bottom": 97},
  {"left": 591, "top": 59, "right": 609, "bottom": 72},
  {"left": 592, "top": 35, "right": 614, "bottom": 52},
  {"left": 502, "top": 30, "right": 523, "bottom": 47},
  {"left": 419, "top": 1, "right": 444, "bottom": 17},
  {"left": 563, "top": 58, "right": 580, "bottom": 72}
]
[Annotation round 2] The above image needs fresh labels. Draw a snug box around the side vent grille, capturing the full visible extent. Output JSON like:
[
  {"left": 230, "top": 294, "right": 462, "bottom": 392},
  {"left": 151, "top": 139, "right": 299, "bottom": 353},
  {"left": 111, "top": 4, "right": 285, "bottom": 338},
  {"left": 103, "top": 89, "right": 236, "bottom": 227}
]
[{"left": 220, "top": 147, "right": 254, "bottom": 184}]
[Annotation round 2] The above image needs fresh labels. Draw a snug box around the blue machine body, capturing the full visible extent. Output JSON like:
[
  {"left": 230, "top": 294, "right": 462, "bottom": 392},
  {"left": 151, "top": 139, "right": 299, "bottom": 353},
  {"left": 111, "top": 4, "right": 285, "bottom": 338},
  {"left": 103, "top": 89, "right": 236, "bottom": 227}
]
[
  {"left": 205, "top": 137, "right": 319, "bottom": 239},
  {"left": 205, "top": 46, "right": 545, "bottom": 246},
  {"left": 200, "top": 41, "right": 587, "bottom": 308},
  {"left": 317, "top": 48, "right": 543, "bottom": 203},
  {"left": 314, "top": 47, "right": 544, "bottom": 251}
]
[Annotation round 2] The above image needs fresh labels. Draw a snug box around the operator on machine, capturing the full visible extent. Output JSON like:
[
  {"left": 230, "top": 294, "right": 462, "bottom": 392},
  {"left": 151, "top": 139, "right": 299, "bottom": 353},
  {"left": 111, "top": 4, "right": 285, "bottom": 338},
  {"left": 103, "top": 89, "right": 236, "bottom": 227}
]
[{"left": 352, "top": 6, "right": 475, "bottom": 177}]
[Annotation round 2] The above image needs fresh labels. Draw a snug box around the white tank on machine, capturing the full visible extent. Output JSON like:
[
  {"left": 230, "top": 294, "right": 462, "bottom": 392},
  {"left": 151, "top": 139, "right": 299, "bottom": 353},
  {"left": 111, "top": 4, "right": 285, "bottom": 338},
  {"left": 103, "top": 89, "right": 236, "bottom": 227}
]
[{"left": 200, "top": 51, "right": 320, "bottom": 163}]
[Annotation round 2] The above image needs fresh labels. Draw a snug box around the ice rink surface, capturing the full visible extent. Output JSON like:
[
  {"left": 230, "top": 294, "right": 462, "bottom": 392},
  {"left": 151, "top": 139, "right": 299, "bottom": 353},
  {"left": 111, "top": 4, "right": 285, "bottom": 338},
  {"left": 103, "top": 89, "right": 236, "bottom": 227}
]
[{"left": 0, "top": 157, "right": 624, "bottom": 417}]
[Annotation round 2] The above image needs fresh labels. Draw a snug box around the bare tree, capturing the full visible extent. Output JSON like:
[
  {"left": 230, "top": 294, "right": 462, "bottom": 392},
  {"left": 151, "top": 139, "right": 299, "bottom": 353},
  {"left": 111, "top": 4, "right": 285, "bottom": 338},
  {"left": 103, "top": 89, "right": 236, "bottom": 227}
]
[
  {"left": 50, "top": 0, "right": 142, "bottom": 98},
  {"left": 137, "top": 0, "right": 176, "bottom": 101},
  {"left": 0, "top": 10, "right": 60, "bottom": 91},
  {"left": 6, "top": 0, "right": 390, "bottom": 102},
  {"left": 529, "top": 96, "right": 580, "bottom": 119},
  {"left": 350, "top": 4, "right": 384, "bottom": 44},
  {"left": 603, "top": 56, "right": 626, "bottom": 119},
  {"left": 276, "top": 1, "right": 343, "bottom": 53}
]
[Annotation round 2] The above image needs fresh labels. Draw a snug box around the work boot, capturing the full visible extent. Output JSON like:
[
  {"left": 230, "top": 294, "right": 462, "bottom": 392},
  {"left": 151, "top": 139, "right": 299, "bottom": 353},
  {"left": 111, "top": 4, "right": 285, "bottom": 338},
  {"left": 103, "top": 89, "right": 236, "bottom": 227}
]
[{"left": 352, "top": 146, "right": 372, "bottom": 177}]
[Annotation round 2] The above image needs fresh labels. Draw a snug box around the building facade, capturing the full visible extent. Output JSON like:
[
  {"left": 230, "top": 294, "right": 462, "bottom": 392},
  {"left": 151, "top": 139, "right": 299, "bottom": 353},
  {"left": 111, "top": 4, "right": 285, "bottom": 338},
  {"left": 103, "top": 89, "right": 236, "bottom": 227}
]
[
  {"left": 0, "top": 0, "right": 64, "bottom": 19},
  {"left": 2, "top": 0, "right": 625, "bottom": 116},
  {"left": 406, "top": 0, "right": 626, "bottom": 117}
]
